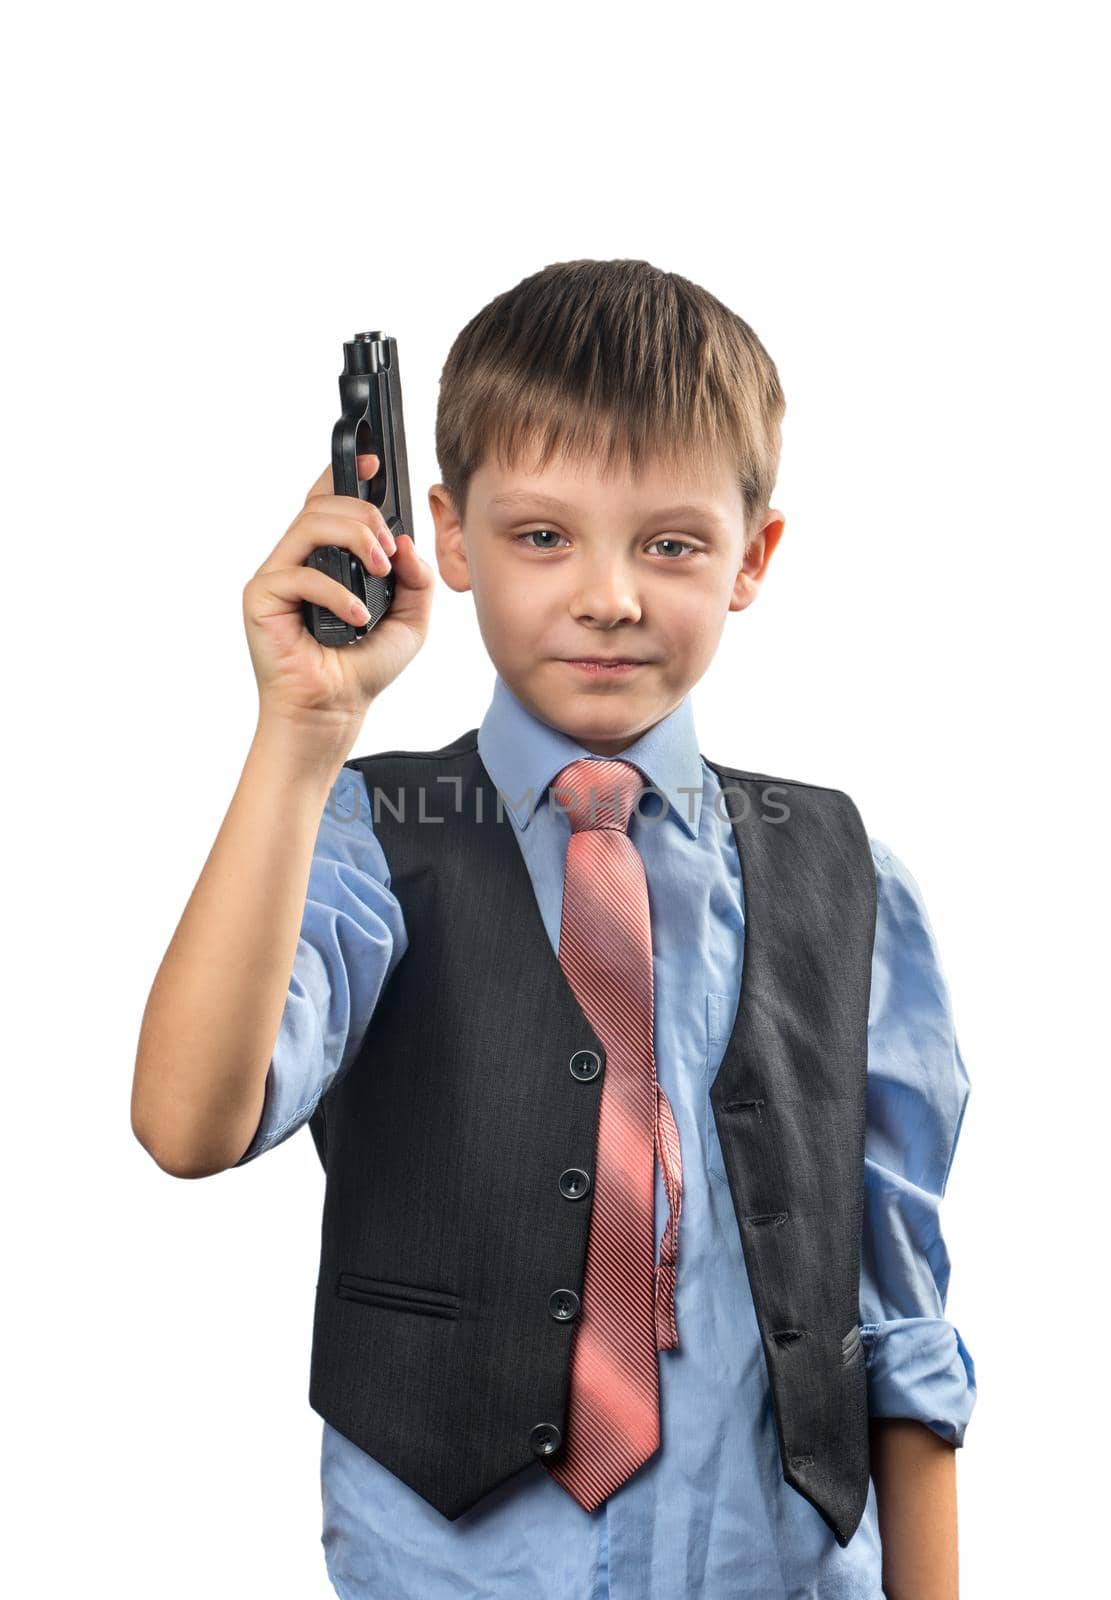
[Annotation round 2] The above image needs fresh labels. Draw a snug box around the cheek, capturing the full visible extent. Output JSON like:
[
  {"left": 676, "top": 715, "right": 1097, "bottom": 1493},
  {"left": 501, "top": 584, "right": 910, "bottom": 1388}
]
[
  {"left": 483, "top": 559, "right": 558, "bottom": 622},
  {"left": 659, "top": 576, "right": 723, "bottom": 638},
  {"left": 469, "top": 560, "right": 549, "bottom": 652},
  {"left": 483, "top": 583, "right": 541, "bottom": 636}
]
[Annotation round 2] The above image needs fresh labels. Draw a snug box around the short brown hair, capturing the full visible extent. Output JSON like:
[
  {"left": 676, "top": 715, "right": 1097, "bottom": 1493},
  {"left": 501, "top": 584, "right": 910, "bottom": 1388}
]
[{"left": 434, "top": 258, "right": 785, "bottom": 544}]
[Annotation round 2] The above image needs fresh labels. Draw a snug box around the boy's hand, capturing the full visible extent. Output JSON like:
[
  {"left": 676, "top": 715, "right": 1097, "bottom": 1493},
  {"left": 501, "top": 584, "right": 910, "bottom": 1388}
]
[{"left": 244, "top": 453, "right": 435, "bottom": 747}]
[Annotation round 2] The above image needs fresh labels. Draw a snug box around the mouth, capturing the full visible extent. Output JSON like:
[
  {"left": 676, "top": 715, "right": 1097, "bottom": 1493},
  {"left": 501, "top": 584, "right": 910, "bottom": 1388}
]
[{"left": 561, "top": 658, "right": 649, "bottom": 675}]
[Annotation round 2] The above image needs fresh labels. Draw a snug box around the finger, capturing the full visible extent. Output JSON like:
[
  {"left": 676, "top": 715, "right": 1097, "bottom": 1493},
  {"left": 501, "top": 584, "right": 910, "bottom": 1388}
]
[
  {"left": 303, "top": 451, "right": 380, "bottom": 503},
  {"left": 258, "top": 507, "right": 396, "bottom": 579},
  {"left": 294, "top": 497, "right": 396, "bottom": 545},
  {"left": 272, "top": 508, "right": 398, "bottom": 579},
  {"left": 372, "top": 533, "right": 436, "bottom": 609},
  {"left": 245, "top": 563, "right": 373, "bottom": 627}
]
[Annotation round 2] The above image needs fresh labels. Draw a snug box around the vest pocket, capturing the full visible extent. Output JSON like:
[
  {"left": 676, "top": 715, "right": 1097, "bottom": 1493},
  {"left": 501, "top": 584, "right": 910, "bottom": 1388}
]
[
  {"left": 335, "top": 1271, "right": 461, "bottom": 1320},
  {"left": 705, "top": 991, "right": 735, "bottom": 1184}
]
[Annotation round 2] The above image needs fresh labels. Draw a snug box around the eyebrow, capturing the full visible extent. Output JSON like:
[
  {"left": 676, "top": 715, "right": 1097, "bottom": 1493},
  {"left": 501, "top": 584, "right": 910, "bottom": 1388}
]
[{"left": 488, "top": 490, "right": 725, "bottom": 523}]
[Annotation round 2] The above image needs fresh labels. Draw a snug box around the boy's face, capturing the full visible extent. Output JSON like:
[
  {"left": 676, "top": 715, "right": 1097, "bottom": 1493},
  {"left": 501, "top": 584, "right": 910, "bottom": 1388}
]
[{"left": 428, "top": 444, "right": 784, "bottom": 757}]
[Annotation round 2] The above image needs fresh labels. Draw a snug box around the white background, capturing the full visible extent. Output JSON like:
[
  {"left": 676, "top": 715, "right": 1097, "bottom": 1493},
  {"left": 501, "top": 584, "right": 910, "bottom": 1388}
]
[{"left": 3, "top": 2, "right": 1106, "bottom": 1594}]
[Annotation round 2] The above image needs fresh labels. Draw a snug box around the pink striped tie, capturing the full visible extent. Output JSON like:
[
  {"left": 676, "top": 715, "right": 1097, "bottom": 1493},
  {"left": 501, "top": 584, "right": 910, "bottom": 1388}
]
[{"left": 543, "top": 757, "right": 684, "bottom": 1512}]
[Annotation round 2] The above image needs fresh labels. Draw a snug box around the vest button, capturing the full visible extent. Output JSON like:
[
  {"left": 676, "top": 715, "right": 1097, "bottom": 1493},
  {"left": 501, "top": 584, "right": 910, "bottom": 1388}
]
[
  {"left": 569, "top": 1048, "right": 603, "bottom": 1081},
  {"left": 559, "top": 1167, "right": 592, "bottom": 1199},
  {"left": 548, "top": 1288, "right": 580, "bottom": 1321},
  {"left": 529, "top": 1422, "right": 563, "bottom": 1456}
]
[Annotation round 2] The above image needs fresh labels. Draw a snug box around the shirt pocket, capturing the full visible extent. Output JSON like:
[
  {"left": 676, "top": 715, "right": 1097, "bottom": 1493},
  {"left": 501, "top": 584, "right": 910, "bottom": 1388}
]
[{"left": 704, "top": 991, "right": 735, "bottom": 1184}]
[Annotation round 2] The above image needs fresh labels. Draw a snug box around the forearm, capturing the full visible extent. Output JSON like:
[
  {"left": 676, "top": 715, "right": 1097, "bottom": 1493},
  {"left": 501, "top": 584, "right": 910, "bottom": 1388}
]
[
  {"left": 131, "top": 714, "right": 358, "bottom": 1177},
  {"left": 870, "top": 1417, "right": 959, "bottom": 1599}
]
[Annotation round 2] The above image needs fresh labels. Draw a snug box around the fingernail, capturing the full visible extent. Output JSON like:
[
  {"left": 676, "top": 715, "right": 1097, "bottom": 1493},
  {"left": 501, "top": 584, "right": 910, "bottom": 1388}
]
[{"left": 351, "top": 598, "right": 370, "bottom": 622}]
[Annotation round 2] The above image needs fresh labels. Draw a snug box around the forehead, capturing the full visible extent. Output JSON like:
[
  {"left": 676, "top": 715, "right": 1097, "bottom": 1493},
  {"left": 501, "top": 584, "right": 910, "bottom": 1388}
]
[{"left": 471, "top": 444, "right": 743, "bottom": 520}]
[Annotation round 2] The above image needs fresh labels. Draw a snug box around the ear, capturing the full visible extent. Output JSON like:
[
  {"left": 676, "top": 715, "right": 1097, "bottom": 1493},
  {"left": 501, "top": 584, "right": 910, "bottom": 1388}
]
[
  {"left": 427, "top": 484, "right": 472, "bottom": 594},
  {"left": 729, "top": 510, "right": 786, "bottom": 613}
]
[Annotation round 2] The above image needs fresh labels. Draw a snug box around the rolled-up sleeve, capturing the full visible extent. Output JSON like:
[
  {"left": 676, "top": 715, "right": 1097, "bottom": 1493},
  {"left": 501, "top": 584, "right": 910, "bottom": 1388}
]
[
  {"left": 234, "top": 764, "right": 408, "bottom": 1166},
  {"left": 858, "top": 840, "right": 977, "bottom": 1446}
]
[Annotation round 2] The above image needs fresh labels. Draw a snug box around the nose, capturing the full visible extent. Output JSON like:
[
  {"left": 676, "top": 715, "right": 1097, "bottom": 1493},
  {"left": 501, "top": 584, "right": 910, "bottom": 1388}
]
[{"left": 570, "top": 560, "right": 642, "bottom": 626}]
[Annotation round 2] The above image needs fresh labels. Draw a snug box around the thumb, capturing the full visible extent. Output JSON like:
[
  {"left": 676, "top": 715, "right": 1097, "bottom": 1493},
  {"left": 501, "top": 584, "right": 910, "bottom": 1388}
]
[{"left": 396, "top": 533, "right": 436, "bottom": 581}]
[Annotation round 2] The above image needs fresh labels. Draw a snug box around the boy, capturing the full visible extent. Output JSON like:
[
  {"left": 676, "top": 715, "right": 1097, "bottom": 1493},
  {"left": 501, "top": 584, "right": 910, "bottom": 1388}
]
[{"left": 132, "top": 259, "right": 976, "bottom": 1599}]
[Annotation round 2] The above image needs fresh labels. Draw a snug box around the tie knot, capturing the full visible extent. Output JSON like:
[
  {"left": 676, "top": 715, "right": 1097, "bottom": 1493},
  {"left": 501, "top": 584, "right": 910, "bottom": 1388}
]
[{"left": 552, "top": 757, "right": 648, "bottom": 834}]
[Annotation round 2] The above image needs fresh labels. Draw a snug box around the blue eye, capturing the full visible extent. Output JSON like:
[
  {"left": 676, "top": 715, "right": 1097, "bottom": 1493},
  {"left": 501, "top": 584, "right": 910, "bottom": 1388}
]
[
  {"left": 517, "top": 529, "right": 566, "bottom": 550},
  {"left": 516, "top": 529, "right": 696, "bottom": 558},
  {"left": 648, "top": 538, "right": 695, "bottom": 559}
]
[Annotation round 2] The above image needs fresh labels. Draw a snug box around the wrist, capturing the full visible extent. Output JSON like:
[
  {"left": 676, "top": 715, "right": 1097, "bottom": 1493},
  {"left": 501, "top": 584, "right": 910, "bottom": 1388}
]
[{"left": 249, "top": 710, "right": 365, "bottom": 794}]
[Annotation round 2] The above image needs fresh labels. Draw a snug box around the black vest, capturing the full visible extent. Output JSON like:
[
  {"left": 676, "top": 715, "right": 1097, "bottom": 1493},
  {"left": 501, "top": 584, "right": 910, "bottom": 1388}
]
[{"left": 306, "top": 729, "right": 877, "bottom": 1547}]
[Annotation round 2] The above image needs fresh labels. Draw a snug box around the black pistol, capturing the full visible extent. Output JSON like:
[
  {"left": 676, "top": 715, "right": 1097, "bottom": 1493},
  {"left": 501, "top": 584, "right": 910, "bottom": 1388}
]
[{"left": 302, "top": 331, "right": 414, "bottom": 646}]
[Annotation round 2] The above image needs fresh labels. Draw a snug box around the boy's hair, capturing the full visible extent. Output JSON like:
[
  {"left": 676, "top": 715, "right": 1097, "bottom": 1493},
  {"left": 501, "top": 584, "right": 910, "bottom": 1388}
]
[{"left": 434, "top": 258, "right": 785, "bottom": 545}]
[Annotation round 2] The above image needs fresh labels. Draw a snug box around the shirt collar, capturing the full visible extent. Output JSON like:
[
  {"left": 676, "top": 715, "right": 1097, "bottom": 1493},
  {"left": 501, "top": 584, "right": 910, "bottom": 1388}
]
[{"left": 476, "top": 672, "right": 704, "bottom": 839}]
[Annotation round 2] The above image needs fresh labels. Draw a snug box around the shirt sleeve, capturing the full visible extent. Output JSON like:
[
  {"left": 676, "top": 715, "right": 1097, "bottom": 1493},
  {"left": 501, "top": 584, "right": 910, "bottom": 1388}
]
[
  {"left": 858, "top": 838, "right": 977, "bottom": 1446},
  {"left": 233, "top": 763, "right": 408, "bottom": 1166}
]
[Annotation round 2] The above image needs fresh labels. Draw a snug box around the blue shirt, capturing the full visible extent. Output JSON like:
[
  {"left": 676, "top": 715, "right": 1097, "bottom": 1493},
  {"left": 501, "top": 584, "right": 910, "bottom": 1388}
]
[{"left": 235, "top": 673, "right": 977, "bottom": 1600}]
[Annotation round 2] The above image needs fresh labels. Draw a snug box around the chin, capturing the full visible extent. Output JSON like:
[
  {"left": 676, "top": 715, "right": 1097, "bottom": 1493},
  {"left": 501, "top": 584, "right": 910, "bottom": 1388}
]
[
  {"left": 551, "top": 696, "right": 652, "bottom": 742},
  {"left": 514, "top": 667, "right": 665, "bottom": 733}
]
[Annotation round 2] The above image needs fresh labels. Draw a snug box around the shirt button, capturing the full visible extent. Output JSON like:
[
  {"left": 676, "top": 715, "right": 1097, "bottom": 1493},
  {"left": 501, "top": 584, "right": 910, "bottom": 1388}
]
[
  {"left": 569, "top": 1049, "right": 603, "bottom": 1081},
  {"left": 559, "top": 1167, "right": 592, "bottom": 1199},
  {"left": 548, "top": 1288, "right": 581, "bottom": 1321},
  {"left": 530, "top": 1422, "right": 563, "bottom": 1457}
]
